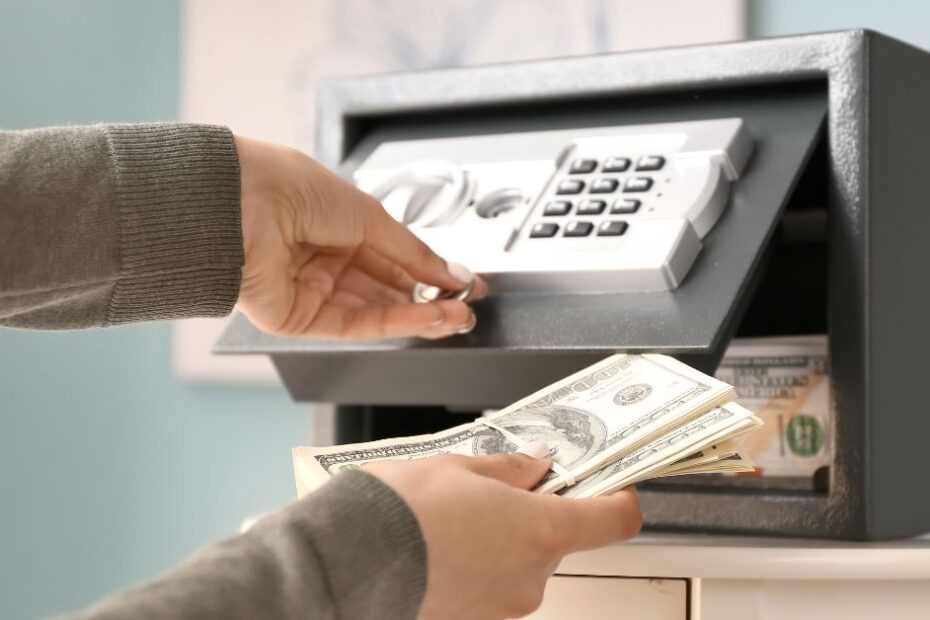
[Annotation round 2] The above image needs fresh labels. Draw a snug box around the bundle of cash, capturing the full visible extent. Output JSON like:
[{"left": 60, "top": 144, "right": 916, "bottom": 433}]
[
  {"left": 293, "top": 354, "right": 763, "bottom": 499},
  {"left": 714, "top": 335, "right": 830, "bottom": 478}
]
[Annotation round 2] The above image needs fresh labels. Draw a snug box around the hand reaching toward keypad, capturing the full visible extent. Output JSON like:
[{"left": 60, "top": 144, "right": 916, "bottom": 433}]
[{"left": 234, "top": 136, "right": 487, "bottom": 340}]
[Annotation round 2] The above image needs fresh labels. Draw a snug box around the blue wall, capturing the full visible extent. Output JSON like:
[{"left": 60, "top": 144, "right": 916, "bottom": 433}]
[
  {"left": 0, "top": 2, "right": 309, "bottom": 618},
  {"left": 750, "top": 0, "right": 930, "bottom": 48}
]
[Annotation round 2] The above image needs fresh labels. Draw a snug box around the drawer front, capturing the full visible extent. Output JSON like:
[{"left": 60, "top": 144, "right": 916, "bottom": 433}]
[{"left": 528, "top": 576, "right": 689, "bottom": 620}]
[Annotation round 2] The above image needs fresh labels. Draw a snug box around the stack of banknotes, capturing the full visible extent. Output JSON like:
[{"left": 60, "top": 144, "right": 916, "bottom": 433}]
[
  {"left": 293, "top": 354, "right": 763, "bottom": 499},
  {"left": 715, "top": 335, "right": 829, "bottom": 478}
]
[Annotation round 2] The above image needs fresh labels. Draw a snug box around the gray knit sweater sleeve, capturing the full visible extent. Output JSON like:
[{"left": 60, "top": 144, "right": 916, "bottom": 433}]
[
  {"left": 0, "top": 125, "right": 428, "bottom": 619},
  {"left": 0, "top": 124, "right": 242, "bottom": 328},
  {"left": 69, "top": 471, "right": 427, "bottom": 620}
]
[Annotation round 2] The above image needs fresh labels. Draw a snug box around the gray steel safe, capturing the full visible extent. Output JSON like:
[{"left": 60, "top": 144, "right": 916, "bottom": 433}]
[{"left": 219, "top": 30, "right": 930, "bottom": 540}]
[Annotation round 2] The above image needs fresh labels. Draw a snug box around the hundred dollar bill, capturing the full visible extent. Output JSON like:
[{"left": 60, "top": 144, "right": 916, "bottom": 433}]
[
  {"left": 623, "top": 413, "right": 761, "bottom": 486},
  {"left": 294, "top": 353, "right": 737, "bottom": 497},
  {"left": 558, "top": 403, "right": 761, "bottom": 497},
  {"left": 667, "top": 453, "right": 757, "bottom": 476},
  {"left": 654, "top": 440, "right": 740, "bottom": 475},
  {"left": 293, "top": 420, "right": 514, "bottom": 497},
  {"left": 714, "top": 335, "right": 830, "bottom": 477},
  {"left": 652, "top": 441, "right": 756, "bottom": 478},
  {"left": 498, "top": 353, "right": 736, "bottom": 494}
]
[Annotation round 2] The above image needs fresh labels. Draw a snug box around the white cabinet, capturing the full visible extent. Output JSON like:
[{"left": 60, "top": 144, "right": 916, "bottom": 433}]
[
  {"left": 529, "top": 576, "right": 687, "bottom": 620},
  {"left": 536, "top": 532, "right": 930, "bottom": 619}
]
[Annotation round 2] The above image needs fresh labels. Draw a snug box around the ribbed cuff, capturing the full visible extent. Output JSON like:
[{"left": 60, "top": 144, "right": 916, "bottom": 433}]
[{"left": 103, "top": 123, "right": 243, "bottom": 325}]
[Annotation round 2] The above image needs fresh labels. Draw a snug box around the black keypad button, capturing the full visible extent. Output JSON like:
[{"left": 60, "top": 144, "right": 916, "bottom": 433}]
[
  {"left": 590, "top": 178, "right": 620, "bottom": 194},
  {"left": 610, "top": 198, "right": 641, "bottom": 214},
  {"left": 635, "top": 155, "right": 665, "bottom": 171},
  {"left": 563, "top": 221, "right": 594, "bottom": 237},
  {"left": 569, "top": 158, "right": 598, "bottom": 174},
  {"left": 556, "top": 179, "right": 585, "bottom": 194},
  {"left": 624, "top": 177, "right": 653, "bottom": 192},
  {"left": 602, "top": 157, "right": 631, "bottom": 173},
  {"left": 597, "top": 221, "right": 629, "bottom": 236},
  {"left": 577, "top": 199, "right": 606, "bottom": 215},
  {"left": 530, "top": 222, "right": 559, "bottom": 238},
  {"left": 543, "top": 200, "right": 572, "bottom": 216}
]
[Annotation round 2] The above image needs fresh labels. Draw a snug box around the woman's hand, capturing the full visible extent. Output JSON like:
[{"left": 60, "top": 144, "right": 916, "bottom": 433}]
[
  {"left": 367, "top": 448, "right": 642, "bottom": 619},
  {"left": 235, "top": 135, "right": 486, "bottom": 339}
]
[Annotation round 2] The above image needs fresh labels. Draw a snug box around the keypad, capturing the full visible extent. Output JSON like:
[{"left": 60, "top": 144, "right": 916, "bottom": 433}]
[
  {"left": 597, "top": 221, "right": 629, "bottom": 236},
  {"left": 590, "top": 178, "right": 620, "bottom": 194},
  {"left": 543, "top": 200, "right": 572, "bottom": 216},
  {"left": 635, "top": 155, "right": 665, "bottom": 171},
  {"left": 610, "top": 198, "right": 641, "bottom": 214},
  {"left": 529, "top": 152, "right": 666, "bottom": 244},
  {"left": 603, "top": 157, "right": 631, "bottom": 173},
  {"left": 624, "top": 177, "right": 653, "bottom": 192},
  {"left": 564, "top": 221, "right": 594, "bottom": 237},
  {"left": 569, "top": 158, "right": 598, "bottom": 174},
  {"left": 577, "top": 199, "right": 606, "bottom": 215},
  {"left": 530, "top": 222, "right": 559, "bottom": 238},
  {"left": 557, "top": 179, "right": 585, "bottom": 194}
]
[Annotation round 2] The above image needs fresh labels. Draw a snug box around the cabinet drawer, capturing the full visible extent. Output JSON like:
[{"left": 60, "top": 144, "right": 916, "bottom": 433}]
[{"left": 528, "top": 576, "right": 689, "bottom": 620}]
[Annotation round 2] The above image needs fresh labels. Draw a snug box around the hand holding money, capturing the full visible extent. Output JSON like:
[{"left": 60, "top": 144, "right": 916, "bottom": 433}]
[
  {"left": 367, "top": 451, "right": 641, "bottom": 619},
  {"left": 294, "top": 354, "right": 763, "bottom": 498}
]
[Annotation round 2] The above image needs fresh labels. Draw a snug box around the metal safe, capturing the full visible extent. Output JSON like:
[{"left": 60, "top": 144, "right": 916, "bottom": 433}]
[{"left": 218, "top": 30, "right": 930, "bottom": 540}]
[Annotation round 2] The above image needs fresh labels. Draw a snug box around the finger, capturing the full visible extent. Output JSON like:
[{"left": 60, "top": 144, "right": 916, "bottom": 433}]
[
  {"left": 516, "top": 440, "right": 552, "bottom": 459},
  {"left": 354, "top": 247, "right": 418, "bottom": 294},
  {"left": 295, "top": 162, "right": 472, "bottom": 293},
  {"left": 416, "top": 300, "right": 474, "bottom": 339},
  {"left": 363, "top": 205, "right": 470, "bottom": 292},
  {"left": 541, "top": 488, "right": 642, "bottom": 553},
  {"left": 300, "top": 298, "right": 472, "bottom": 340},
  {"left": 467, "top": 274, "right": 489, "bottom": 301},
  {"left": 308, "top": 303, "right": 438, "bottom": 339},
  {"left": 294, "top": 250, "right": 354, "bottom": 295},
  {"left": 353, "top": 250, "right": 485, "bottom": 320},
  {"left": 465, "top": 452, "right": 553, "bottom": 490},
  {"left": 271, "top": 252, "right": 353, "bottom": 335},
  {"left": 335, "top": 266, "right": 410, "bottom": 306}
]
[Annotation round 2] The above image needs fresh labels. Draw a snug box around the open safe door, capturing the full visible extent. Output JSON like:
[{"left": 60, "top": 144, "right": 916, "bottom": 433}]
[{"left": 218, "top": 79, "right": 826, "bottom": 409}]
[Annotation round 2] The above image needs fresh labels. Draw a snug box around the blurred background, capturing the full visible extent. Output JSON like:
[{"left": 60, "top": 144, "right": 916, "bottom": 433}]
[{"left": 1, "top": 1, "right": 928, "bottom": 618}]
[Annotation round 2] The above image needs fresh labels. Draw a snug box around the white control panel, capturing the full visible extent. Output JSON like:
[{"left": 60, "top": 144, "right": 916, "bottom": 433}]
[{"left": 354, "top": 118, "right": 753, "bottom": 293}]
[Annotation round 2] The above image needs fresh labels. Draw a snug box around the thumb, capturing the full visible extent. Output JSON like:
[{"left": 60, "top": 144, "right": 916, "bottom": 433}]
[
  {"left": 542, "top": 488, "right": 643, "bottom": 553},
  {"left": 467, "top": 443, "right": 552, "bottom": 490}
]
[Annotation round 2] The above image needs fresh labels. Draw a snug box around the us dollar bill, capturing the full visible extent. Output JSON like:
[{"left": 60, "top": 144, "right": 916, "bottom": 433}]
[
  {"left": 496, "top": 353, "right": 736, "bottom": 494},
  {"left": 293, "top": 421, "right": 515, "bottom": 497},
  {"left": 557, "top": 403, "right": 761, "bottom": 498},
  {"left": 663, "top": 440, "right": 742, "bottom": 470},
  {"left": 662, "top": 452, "right": 757, "bottom": 477},
  {"left": 293, "top": 353, "right": 739, "bottom": 497},
  {"left": 652, "top": 440, "right": 754, "bottom": 478},
  {"left": 714, "top": 335, "right": 830, "bottom": 477}
]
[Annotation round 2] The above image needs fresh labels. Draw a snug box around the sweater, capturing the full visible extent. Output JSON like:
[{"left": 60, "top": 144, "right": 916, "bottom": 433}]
[{"left": 0, "top": 124, "right": 427, "bottom": 619}]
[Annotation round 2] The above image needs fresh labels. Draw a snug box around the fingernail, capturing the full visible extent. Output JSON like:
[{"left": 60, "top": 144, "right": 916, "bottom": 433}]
[
  {"left": 447, "top": 262, "right": 474, "bottom": 286},
  {"left": 456, "top": 312, "right": 476, "bottom": 334},
  {"left": 516, "top": 440, "right": 551, "bottom": 459},
  {"left": 470, "top": 275, "right": 489, "bottom": 300}
]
